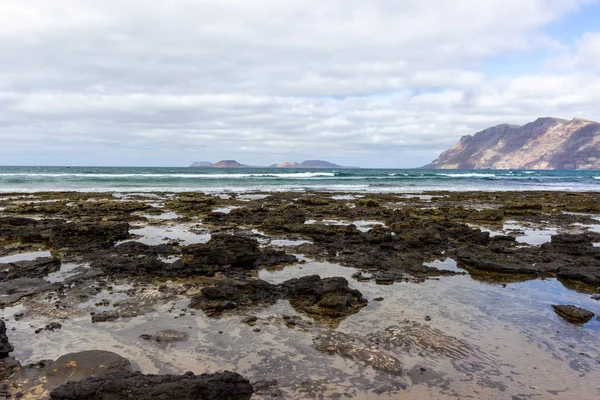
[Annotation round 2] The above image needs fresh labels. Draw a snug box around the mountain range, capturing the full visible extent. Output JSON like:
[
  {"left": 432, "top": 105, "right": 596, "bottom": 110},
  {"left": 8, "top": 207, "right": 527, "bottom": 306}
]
[
  {"left": 424, "top": 117, "right": 600, "bottom": 170},
  {"left": 190, "top": 160, "right": 348, "bottom": 168}
]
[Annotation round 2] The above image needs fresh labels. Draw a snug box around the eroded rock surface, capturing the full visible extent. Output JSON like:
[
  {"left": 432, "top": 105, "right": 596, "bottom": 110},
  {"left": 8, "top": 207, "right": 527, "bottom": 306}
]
[
  {"left": 0, "top": 257, "right": 61, "bottom": 281},
  {"left": 190, "top": 275, "right": 367, "bottom": 322},
  {"left": 3, "top": 350, "right": 132, "bottom": 399},
  {"left": 49, "top": 370, "right": 254, "bottom": 400},
  {"left": 552, "top": 304, "right": 595, "bottom": 324},
  {"left": 0, "top": 278, "right": 62, "bottom": 307},
  {"left": 0, "top": 320, "right": 14, "bottom": 358}
]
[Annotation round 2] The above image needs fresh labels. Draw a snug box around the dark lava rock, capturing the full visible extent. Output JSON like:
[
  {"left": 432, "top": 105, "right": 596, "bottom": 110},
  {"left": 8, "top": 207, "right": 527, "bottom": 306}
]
[
  {"left": 0, "top": 216, "right": 65, "bottom": 244},
  {"left": 48, "top": 350, "right": 132, "bottom": 381},
  {"left": 4, "top": 350, "right": 132, "bottom": 398},
  {"left": 455, "top": 248, "right": 539, "bottom": 275},
  {"left": 551, "top": 305, "right": 595, "bottom": 324},
  {"left": 283, "top": 275, "right": 368, "bottom": 319},
  {"left": 256, "top": 249, "right": 298, "bottom": 269},
  {"left": 35, "top": 322, "right": 62, "bottom": 334},
  {"left": 0, "top": 278, "right": 62, "bottom": 307},
  {"left": 190, "top": 279, "right": 282, "bottom": 313},
  {"left": 556, "top": 258, "right": 600, "bottom": 287},
  {"left": 94, "top": 235, "right": 297, "bottom": 278},
  {"left": 0, "top": 257, "right": 61, "bottom": 281},
  {"left": 0, "top": 320, "right": 14, "bottom": 358},
  {"left": 49, "top": 370, "right": 253, "bottom": 400},
  {"left": 50, "top": 221, "right": 130, "bottom": 254},
  {"left": 190, "top": 275, "right": 367, "bottom": 321},
  {"left": 541, "top": 233, "right": 600, "bottom": 256},
  {"left": 182, "top": 235, "right": 261, "bottom": 273}
]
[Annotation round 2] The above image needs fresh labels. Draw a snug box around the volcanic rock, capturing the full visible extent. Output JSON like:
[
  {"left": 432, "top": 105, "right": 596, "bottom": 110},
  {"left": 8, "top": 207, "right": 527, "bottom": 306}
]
[
  {"left": 190, "top": 275, "right": 367, "bottom": 321},
  {"left": 0, "top": 320, "right": 14, "bottom": 358},
  {"left": 424, "top": 117, "right": 600, "bottom": 169},
  {"left": 49, "top": 370, "right": 254, "bottom": 400},
  {"left": 551, "top": 304, "right": 595, "bottom": 324},
  {"left": 0, "top": 257, "right": 61, "bottom": 281}
]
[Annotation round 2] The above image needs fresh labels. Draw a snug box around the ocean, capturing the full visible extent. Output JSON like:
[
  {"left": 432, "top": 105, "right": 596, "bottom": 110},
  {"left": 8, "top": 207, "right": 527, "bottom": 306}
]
[{"left": 0, "top": 166, "right": 599, "bottom": 193}]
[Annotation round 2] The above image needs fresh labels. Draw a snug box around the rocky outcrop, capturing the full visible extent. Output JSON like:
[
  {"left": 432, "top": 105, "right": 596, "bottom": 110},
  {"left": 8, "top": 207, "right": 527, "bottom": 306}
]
[
  {"left": 552, "top": 305, "right": 595, "bottom": 324},
  {"left": 0, "top": 278, "right": 62, "bottom": 307},
  {"left": 3, "top": 349, "right": 253, "bottom": 400},
  {"left": 0, "top": 321, "right": 14, "bottom": 358},
  {"left": 3, "top": 350, "right": 132, "bottom": 398},
  {"left": 49, "top": 371, "right": 253, "bottom": 400},
  {"left": 0, "top": 257, "right": 61, "bottom": 281},
  {"left": 190, "top": 275, "right": 368, "bottom": 321},
  {"left": 425, "top": 117, "right": 600, "bottom": 169},
  {"left": 91, "top": 235, "right": 296, "bottom": 278}
]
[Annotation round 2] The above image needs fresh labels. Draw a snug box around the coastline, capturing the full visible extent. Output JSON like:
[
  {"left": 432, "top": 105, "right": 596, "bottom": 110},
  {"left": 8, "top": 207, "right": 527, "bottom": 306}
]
[{"left": 1, "top": 189, "right": 600, "bottom": 399}]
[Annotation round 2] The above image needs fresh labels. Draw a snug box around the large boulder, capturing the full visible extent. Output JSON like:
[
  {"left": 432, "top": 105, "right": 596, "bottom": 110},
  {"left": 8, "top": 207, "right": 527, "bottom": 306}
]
[
  {"left": 4, "top": 350, "right": 132, "bottom": 399},
  {"left": 551, "top": 305, "right": 595, "bottom": 324}
]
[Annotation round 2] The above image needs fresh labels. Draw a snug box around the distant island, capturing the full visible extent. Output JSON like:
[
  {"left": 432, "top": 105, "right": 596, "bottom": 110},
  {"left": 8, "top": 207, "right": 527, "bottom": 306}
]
[
  {"left": 190, "top": 160, "right": 353, "bottom": 168},
  {"left": 424, "top": 117, "right": 600, "bottom": 170}
]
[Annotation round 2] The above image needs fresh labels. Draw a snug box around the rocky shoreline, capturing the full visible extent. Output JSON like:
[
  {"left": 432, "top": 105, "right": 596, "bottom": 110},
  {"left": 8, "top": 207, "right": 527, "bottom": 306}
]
[{"left": 1, "top": 190, "right": 599, "bottom": 399}]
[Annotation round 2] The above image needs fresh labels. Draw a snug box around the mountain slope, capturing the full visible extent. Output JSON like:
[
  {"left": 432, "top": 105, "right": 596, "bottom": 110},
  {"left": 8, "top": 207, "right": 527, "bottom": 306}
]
[{"left": 424, "top": 117, "right": 600, "bottom": 170}]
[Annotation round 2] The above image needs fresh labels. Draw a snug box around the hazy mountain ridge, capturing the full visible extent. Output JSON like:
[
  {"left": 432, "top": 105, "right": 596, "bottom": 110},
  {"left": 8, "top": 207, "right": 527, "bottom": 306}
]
[
  {"left": 424, "top": 117, "right": 600, "bottom": 170},
  {"left": 190, "top": 159, "right": 349, "bottom": 168}
]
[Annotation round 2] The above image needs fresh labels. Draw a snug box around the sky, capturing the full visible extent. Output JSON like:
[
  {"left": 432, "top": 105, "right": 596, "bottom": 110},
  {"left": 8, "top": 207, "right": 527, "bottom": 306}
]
[{"left": 0, "top": 0, "right": 599, "bottom": 168}]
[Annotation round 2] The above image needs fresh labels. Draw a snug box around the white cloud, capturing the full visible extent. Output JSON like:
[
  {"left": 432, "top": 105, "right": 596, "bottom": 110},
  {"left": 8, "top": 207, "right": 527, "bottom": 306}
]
[{"left": 0, "top": 0, "right": 597, "bottom": 167}]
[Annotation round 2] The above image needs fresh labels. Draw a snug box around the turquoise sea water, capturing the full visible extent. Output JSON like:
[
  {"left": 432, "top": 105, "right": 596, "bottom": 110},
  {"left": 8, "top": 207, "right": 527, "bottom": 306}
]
[{"left": 0, "top": 166, "right": 598, "bottom": 193}]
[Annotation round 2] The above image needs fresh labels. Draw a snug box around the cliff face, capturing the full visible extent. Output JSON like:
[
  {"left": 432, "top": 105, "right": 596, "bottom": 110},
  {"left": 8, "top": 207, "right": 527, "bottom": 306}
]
[{"left": 424, "top": 117, "right": 600, "bottom": 170}]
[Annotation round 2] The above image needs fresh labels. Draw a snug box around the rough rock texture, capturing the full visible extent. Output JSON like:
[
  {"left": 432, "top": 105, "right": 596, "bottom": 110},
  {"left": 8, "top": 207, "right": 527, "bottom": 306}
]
[
  {"left": 424, "top": 117, "right": 600, "bottom": 169},
  {"left": 190, "top": 275, "right": 368, "bottom": 321},
  {"left": 3, "top": 350, "right": 132, "bottom": 399},
  {"left": 49, "top": 370, "right": 253, "bottom": 400},
  {"left": 552, "top": 305, "right": 595, "bottom": 324},
  {"left": 91, "top": 236, "right": 296, "bottom": 278},
  {"left": 0, "top": 320, "right": 14, "bottom": 358},
  {"left": 51, "top": 222, "right": 130, "bottom": 253},
  {"left": 180, "top": 234, "right": 297, "bottom": 277},
  {"left": 0, "top": 277, "right": 62, "bottom": 306},
  {"left": 0, "top": 257, "right": 61, "bottom": 281}
]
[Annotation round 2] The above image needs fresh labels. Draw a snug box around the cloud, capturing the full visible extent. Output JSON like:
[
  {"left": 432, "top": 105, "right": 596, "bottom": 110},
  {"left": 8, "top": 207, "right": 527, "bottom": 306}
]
[{"left": 0, "top": 0, "right": 598, "bottom": 167}]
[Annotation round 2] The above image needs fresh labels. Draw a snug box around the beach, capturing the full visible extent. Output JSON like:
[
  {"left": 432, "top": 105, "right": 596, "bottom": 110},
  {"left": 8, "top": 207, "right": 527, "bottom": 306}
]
[{"left": 1, "top": 187, "right": 600, "bottom": 399}]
